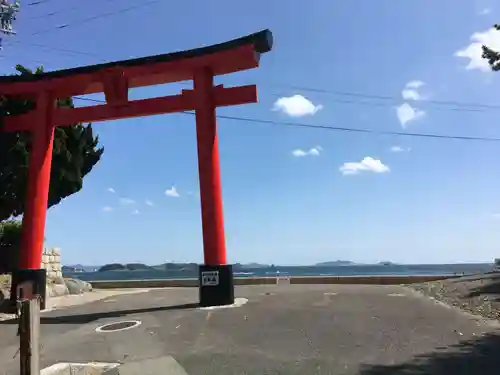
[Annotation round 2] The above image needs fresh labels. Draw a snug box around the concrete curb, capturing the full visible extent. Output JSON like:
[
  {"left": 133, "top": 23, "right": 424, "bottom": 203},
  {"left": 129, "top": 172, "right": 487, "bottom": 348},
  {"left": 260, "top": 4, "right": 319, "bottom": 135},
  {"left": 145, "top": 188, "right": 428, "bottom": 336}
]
[{"left": 90, "top": 275, "right": 454, "bottom": 289}]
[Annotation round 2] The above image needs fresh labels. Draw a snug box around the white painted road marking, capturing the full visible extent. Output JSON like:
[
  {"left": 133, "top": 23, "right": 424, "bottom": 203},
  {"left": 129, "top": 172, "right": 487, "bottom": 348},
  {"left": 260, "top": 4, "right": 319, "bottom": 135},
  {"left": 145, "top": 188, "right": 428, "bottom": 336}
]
[
  {"left": 199, "top": 297, "right": 248, "bottom": 310},
  {"left": 387, "top": 293, "right": 406, "bottom": 297}
]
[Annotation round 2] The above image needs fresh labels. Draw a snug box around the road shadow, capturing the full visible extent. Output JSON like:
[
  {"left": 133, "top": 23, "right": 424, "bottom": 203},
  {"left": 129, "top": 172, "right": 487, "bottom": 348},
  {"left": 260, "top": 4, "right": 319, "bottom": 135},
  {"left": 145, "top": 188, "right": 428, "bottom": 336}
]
[
  {"left": 0, "top": 302, "right": 199, "bottom": 325},
  {"left": 358, "top": 333, "right": 500, "bottom": 374}
]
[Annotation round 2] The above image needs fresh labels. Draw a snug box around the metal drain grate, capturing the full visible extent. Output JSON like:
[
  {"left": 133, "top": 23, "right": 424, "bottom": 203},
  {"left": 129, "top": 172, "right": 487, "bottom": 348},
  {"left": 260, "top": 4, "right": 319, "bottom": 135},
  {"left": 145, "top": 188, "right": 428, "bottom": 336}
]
[{"left": 95, "top": 320, "right": 142, "bottom": 333}]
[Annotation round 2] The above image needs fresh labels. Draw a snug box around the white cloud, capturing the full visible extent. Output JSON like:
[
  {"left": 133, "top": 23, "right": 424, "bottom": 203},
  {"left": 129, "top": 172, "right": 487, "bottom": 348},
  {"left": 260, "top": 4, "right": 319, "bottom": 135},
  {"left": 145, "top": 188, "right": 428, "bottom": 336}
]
[
  {"left": 455, "top": 28, "right": 500, "bottom": 72},
  {"left": 401, "top": 89, "right": 421, "bottom": 101},
  {"left": 292, "top": 145, "right": 323, "bottom": 157},
  {"left": 145, "top": 200, "right": 154, "bottom": 207},
  {"left": 165, "top": 186, "right": 180, "bottom": 198},
  {"left": 119, "top": 198, "right": 136, "bottom": 205},
  {"left": 405, "top": 80, "right": 425, "bottom": 89},
  {"left": 396, "top": 103, "right": 425, "bottom": 128},
  {"left": 107, "top": 188, "right": 115, "bottom": 193},
  {"left": 132, "top": 209, "right": 140, "bottom": 215},
  {"left": 479, "top": 8, "right": 491, "bottom": 15},
  {"left": 401, "top": 80, "right": 425, "bottom": 101},
  {"left": 272, "top": 95, "right": 323, "bottom": 117},
  {"left": 339, "top": 157, "right": 390, "bottom": 175},
  {"left": 102, "top": 206, "right": 113, "bottom": 212},
  {"left": 390, "top": 146, "right": 410, "bottom": 153}
]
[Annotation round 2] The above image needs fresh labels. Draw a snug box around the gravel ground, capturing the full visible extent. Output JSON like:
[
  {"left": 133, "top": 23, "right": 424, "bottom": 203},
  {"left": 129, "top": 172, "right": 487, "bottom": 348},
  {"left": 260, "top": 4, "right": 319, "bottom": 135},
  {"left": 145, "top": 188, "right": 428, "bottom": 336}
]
[{"left": 408, "top": 272, "right": 500, "bottom": 321}]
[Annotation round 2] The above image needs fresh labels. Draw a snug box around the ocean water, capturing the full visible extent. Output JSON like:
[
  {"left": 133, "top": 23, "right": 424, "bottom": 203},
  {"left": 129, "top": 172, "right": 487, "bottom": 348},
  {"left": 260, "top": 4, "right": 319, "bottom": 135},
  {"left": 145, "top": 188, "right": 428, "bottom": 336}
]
[{"left": 64, "top": 263, "right": 496, "bottom": 282}]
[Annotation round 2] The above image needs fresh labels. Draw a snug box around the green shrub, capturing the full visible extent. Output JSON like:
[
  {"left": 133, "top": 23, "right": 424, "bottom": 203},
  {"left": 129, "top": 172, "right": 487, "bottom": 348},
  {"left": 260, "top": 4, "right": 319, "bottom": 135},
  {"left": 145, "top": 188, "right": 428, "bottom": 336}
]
[{"left": 0, "top": 219, "right": 22, "bottom": 273}]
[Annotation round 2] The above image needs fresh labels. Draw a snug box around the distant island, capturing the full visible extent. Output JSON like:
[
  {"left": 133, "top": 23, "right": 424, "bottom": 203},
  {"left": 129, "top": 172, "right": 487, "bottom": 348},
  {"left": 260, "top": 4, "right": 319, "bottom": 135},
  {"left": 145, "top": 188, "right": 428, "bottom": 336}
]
[
  {"left": 98, "top": 263, "right": 155, "bottom": 272},
  {"left": 67, "top": 261, "right": 405, "bottom": 274},
  {"left": 378, "top": 261, "right": 397, "bottom": 266},
  {"left": 96, "top": 262, "right": 272, "bottom": 273},
  {"left": 62, "top": 264, "right": 98, "bottom": 273},
  {"left": 97, "top": 263, "right": 200, "bottom": 272},
  {"left": 315, "top": 261, "right": 356, "bottom": 266},
  {"left": 235, "top": 262, "right": 272, "bottom": 269}
]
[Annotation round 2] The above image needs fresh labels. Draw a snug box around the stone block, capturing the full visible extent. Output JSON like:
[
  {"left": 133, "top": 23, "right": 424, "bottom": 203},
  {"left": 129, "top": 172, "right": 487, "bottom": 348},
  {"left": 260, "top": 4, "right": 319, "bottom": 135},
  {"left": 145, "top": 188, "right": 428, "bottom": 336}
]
[
  {"left": 65, "top": 278, "right": 92, "bottom": 294},
  {"left": 46, "top": 283, "right": 69, "bottom": 298},
  {"left": 52, "top": 247, "right": 61, "bottom": 256},
  {"left": 40, "top": 362, "right": 120, "bottom": 375},
  {"left": 0, "top": 286, "right": 9, "bottom": 312},
  {"left": 51, "top": 276, "right": 65, "bottom": 285}
]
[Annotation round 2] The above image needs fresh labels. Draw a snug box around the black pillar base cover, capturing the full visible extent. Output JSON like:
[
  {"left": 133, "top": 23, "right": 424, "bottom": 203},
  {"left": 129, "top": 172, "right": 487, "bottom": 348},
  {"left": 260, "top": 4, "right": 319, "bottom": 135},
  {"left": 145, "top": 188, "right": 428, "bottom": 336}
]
[
  {"left": 198, "top": 264, "right": 234, "bottom": 307},
  {"left": 9, "top": 268, "right": 47, "bottom": 311}
]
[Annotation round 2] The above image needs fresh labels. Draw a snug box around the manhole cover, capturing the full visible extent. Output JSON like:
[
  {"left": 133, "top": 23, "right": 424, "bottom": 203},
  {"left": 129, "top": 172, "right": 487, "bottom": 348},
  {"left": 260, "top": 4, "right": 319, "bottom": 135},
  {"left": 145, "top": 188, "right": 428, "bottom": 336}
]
[{"left": 95, "top": 320, "right": 141, "bottom": 333}]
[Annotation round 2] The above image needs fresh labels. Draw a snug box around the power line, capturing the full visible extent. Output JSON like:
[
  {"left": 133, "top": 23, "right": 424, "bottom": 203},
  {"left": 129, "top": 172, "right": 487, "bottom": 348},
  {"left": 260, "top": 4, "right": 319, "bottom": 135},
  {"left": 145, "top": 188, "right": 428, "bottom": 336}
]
[
  {"left": 0, "top": 53, "right": 496, "bottom": 115},
  {"left": 71, "top": 91, "right": 488, "bottom": 114},
  {"left": 4, "top": 1, "right": 161, "bottom": 58},
  {"left": 71, "top": 96, "right": 500, "bottom": 142},
  {"left": 3, "top": 31, "right": 500, "bottom": 112},
  {"left": 3, "top": 0, "right": 498, "bottom": 111},
  {"left": 271, "top": 83, "right": 500, "bottom": 110},
  {"left": 5, "top": 39, "right": 105, "bottom": 59},
  {"left": 29, "top": 0, "right": 163, "bottom": 36},
  {"left": 3, "top": 26, "right": 500, "bottom": 113},
  {"left": 27, "top": 0, "right": 54, "bottom": 6},
  {"left": 264, "top": 92, "right": 488, "bottom": 113},
  {"left": 192, "top": 113, "right": 500, "bottom": 142},
  {"left": 10, "top": 43, "right": 494, "bottom": 111},
  {"left": 1, "top": 57, "right": 496, "bottom": 113},
  {"left": 27, "top": 0, "right": 122, "bottom": 21}
]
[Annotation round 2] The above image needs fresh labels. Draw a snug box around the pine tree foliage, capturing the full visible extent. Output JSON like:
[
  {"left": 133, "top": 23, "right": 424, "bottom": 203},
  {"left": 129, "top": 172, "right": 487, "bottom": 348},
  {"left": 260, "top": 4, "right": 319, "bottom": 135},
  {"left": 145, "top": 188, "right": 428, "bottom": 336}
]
[
  {"left": 0, "top": 65, "right": 104, "bottom": 221},
  {"left": 482, "top": 24, "right": 500, "bottom": 71}
]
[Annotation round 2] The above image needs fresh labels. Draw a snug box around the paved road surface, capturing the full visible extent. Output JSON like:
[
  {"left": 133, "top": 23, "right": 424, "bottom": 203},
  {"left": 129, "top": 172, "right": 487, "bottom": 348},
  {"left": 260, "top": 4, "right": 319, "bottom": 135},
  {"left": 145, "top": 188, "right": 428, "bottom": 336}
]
[{"left": 1, "top": 284, "right": 500, "bottom": 375}]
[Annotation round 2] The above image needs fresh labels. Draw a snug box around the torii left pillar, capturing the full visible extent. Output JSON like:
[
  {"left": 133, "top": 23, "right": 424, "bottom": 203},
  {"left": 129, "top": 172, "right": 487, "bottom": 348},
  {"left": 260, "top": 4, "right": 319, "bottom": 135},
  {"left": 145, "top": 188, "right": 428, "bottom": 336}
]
[{"left": 10, "top": 92, "right": 54, "bottom": 311}]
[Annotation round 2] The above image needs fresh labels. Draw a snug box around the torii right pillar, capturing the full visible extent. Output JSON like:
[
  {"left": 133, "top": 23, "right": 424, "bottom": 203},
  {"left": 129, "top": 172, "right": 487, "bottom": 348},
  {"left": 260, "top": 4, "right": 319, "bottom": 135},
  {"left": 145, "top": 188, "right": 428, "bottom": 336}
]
[{"left": 194, "top": 68, "right": 234, "bottom": 307}]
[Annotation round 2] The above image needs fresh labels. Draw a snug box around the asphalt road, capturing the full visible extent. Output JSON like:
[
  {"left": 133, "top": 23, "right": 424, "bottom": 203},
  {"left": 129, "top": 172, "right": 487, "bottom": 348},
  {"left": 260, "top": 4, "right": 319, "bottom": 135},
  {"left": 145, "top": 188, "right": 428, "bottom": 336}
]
[{"left": 1, "top": 284, "right": 500, "bottom": 375}]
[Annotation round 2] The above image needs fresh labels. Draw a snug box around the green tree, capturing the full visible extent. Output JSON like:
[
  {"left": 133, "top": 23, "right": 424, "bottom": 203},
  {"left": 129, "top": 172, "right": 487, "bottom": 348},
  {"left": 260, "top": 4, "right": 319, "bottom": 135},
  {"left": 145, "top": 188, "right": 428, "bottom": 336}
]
[
  {"left": 0, "top": 64, "right": 104, "bottom": 221},
  {"left": 482, "top": 24, "right": 500, "bottom": 71},
  {"left": 0, "top": 220, "right": 22, "bottom": 272}
]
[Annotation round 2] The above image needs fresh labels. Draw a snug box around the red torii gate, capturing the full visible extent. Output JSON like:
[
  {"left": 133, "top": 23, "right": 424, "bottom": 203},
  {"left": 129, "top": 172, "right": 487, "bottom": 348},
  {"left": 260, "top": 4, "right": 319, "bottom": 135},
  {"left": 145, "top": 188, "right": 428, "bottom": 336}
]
[{"left": 1, "top": 30, "right": 273, "bottom": 308}]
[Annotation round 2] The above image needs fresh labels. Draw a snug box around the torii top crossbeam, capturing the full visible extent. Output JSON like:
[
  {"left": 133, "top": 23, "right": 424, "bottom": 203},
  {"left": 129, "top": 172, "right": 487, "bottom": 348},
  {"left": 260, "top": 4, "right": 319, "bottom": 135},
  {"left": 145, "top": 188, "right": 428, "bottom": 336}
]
[{"left": 1, "top": 29, "right": 273, "bottom": 132}]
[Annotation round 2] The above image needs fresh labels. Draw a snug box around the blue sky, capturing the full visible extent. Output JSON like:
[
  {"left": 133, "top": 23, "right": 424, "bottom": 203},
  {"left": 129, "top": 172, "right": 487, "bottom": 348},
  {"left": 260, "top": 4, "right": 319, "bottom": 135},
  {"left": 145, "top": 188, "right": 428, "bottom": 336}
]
[{"left": 3, "top": 0, "right": 500, "bottom": 265}]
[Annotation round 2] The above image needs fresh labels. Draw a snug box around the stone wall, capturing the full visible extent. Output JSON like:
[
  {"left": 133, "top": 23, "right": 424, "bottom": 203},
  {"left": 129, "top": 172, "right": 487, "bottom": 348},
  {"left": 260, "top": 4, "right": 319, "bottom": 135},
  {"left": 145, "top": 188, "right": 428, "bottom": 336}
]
[{"left": 41, "top": 247, "right": 62, "bottom": 279}]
